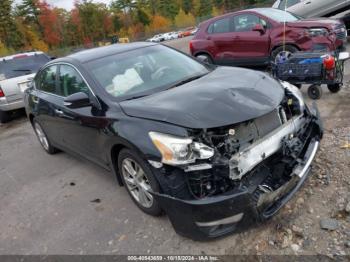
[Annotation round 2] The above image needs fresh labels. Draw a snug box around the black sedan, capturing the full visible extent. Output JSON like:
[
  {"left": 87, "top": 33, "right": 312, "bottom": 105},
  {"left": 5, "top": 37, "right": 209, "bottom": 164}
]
[{"left": 25, "top": 42, "right": 322, "bottom": 240}]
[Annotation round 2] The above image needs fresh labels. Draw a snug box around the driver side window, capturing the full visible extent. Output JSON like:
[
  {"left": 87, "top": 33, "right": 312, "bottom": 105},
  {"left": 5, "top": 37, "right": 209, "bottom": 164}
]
[
  {"left": 58, "top": 65, "right": 89, "bottom": 97},
  {"left": 233, "top": 14, "right": 265, "bottom": 32},
  {"left": 233, "top": 14, "right": 266, "bottom": 32}
]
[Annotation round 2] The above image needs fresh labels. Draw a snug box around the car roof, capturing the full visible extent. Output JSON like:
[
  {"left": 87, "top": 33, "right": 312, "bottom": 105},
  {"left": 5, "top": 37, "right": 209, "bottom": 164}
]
[
  {"left": 0, "top": 51, "right": 45, "bottom": 61},
  {"left": 67, "top": 42, "right": 157, "bottom": 63},
  {"left": 203, "top": 7, "right": 274, "bottom": 23}
]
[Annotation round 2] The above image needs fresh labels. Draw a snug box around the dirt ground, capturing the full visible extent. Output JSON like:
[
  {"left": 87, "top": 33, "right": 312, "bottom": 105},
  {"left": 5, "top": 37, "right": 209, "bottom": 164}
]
[{"left": 0, "top": 38, "right": 349, "bottom": 256}]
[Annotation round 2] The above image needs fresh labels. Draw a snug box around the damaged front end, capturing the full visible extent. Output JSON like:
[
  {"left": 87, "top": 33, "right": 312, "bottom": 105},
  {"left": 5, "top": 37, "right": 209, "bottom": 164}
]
[{"left": 149, "top": 83, "right": 323, "bottom": 240}]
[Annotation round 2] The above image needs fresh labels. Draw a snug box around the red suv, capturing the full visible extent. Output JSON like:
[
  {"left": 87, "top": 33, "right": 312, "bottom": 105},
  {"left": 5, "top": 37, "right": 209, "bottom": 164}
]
[{"left": 190, "top": 8, "right": 347, "bottom": 66}]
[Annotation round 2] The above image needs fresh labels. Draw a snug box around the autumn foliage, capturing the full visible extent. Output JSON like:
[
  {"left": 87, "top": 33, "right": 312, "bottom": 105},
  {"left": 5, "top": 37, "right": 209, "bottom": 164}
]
[{"left": 0, "top": 0, "right": 268, "bottom": 55}]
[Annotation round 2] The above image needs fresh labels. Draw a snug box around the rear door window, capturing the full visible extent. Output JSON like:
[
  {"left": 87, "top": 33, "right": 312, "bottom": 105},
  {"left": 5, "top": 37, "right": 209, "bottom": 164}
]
[
  {"left": 0, "top": 54, "right": 50, "bottom": 80},
  {"left": 208, "top": 17, "right": 232, "bottom": 34},
  {"left": 36, "top": 65, "right": 58, "bottom": 94}
]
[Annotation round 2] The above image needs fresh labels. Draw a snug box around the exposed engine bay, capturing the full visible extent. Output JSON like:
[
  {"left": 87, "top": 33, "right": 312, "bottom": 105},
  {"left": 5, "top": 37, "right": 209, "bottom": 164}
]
[{"left": 153, "top": 84, "right": 322, "bottom": 204}]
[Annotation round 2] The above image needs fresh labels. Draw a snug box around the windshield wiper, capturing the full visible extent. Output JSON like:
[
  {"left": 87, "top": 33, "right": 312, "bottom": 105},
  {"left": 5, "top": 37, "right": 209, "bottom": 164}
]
[
  {"left": 124, "top": 94, "right": 148, "bottom": 101},
  {"left": 169, "top": 73, "right": 207, "bottom": 89},
  {"left": 12, "top": 69, "right": 32, "bottom": 72}
]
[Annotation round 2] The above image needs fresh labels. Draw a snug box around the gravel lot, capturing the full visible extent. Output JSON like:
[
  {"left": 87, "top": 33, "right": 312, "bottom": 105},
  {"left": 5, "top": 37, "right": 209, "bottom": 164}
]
[{"left": 0, "top": 37, "right": 350, "bottom": 255}]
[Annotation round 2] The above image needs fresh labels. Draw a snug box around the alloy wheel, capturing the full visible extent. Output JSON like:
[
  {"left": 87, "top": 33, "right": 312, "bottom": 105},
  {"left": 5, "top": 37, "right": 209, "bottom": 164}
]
[
  {"left": 121, "top": 158, "right": 153, "bottom": 208},
  {"left": 34, "top": 122, "right": 49, "bottom": 151},
  {"left": 275, "top": 50, "right": 292, "bottom": 64}
]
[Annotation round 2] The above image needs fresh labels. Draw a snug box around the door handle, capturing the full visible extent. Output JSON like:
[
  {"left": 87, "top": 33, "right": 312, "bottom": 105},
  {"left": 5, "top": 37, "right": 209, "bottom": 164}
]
[
  {"left": 54, "top": 109, "right": 64, "bottom": 116},
  {"left": 206, "top": 36, "right": 211, "bottom": 40},
  {"left": 304, "top": 1, "right": 311, "bottom": 4}
]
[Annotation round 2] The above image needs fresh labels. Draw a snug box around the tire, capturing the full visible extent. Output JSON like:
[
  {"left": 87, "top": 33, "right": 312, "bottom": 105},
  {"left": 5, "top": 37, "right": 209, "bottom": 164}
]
[
  {"left": 327, "top": 83, "right": 341, "bottom": 93},
  {"left": 271, "top": 45, "right": 299, "bottom": 63},
  {"left": 195, "top": 53, "right": 213, "bottom": 64},
  {"left": 118, "top": 148, "right": 163, "bottom": 216},
  {"left": 308, "top": 85, "right": 323, "bottom": 100},
  {"left": 0, "top": 110, "right": 11, "bottom": 123},
  {"left": 33, "top": 119, "right": 58, "bottom": 154}
]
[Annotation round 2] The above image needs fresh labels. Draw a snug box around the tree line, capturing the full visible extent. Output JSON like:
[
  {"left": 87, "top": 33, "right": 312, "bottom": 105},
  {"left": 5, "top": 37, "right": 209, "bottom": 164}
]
[{"left": 0, "top": 0, "right": 271, "bottom": 55}]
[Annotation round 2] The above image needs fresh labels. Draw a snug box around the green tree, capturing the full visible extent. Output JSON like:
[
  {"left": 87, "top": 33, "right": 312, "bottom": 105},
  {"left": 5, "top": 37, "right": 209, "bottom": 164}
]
[
  {"left": 111, "top": 0, "right": 137, "bottom": 27},
  {"left": 158, "top": 0, "right": 179, "bottom": 20},
  {"left": 135, "top": 8, "right": 150, "bottom": 25},
  {"left": 16, "top": 0, "right": 41, "bottom": 26},
  {"left": 198, "top": 0, "right": 212, "bottom": 17},
  {"left": 182, "top": 0, "right": 193, "bottom": 14},
  {"left": 0, "top": 0, "right": 24, "bottom": 49}
]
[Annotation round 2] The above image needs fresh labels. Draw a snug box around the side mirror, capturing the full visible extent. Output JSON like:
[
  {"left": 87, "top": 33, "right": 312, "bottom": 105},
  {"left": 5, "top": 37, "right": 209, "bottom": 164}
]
[
  {"left": 252, "top": 24, "right": 266, "bottom": 35},
  {"left": 64, "top": 92, "right": 91, "bottom": 109},
  {"left": 196, "top": 55, "right": 210, "bottom": 65}
]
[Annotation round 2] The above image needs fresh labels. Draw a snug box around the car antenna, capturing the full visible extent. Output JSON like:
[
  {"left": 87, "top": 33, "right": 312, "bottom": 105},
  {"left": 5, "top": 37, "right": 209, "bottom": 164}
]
[{"left": 283, "top": 0, "right": 288, "bottom": 53}]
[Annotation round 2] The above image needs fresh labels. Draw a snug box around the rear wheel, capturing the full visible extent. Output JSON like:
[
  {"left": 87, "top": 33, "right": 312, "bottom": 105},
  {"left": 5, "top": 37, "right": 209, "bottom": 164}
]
[
  {"left": 33, "top": 120, "right": 58, "bottom": 154},
  {"left": 327, "top": 83, "right": 341, "bottom": 93},
  {"left": 0, "top": 110, "right": 11, "bottom": 123},
  {"left": 118, "top": 148, "right": 162, "bottom": 216},
  {"left": 195, "top": 53, "right": 213, "bottom": 64}
]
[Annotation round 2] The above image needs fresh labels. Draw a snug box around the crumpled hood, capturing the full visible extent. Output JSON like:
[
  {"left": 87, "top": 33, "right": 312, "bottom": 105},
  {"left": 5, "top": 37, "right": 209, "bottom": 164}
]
[
  {"left": 120, "top": 67, "right": 285, "bottom": 129},
  {"left": 287, "top": 18, "right": 340, "bottom": 30}
]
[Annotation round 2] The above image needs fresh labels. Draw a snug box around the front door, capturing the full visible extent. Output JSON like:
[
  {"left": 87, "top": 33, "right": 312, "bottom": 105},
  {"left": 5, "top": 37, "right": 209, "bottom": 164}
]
[
  {"left": 56, "top": 64, "right": 107, "bottom": 165},
  {"left": 230, "top": 13, "right": 271, "bottom": 65}
]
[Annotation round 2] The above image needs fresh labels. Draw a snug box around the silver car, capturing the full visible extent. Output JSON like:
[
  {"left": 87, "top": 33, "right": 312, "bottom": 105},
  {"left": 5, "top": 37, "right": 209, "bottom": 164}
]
[
  {"left": 0, "top": 51, "right": 51, "bottom": 123},
  {"left": 272, "top": 0, "right": 350, "bottom": 18}
]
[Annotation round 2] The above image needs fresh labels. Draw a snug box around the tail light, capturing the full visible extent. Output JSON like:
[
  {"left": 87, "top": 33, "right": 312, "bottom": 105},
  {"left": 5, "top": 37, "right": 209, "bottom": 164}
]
[
  {"left": 0, "top": 86, "right": 4, "bottom": 98},
  {"left": 189, "top": 41, "right": 193, "bottom": 54},
  {"left": 323, "top": 55, "right": 335, "bottom": 70}
]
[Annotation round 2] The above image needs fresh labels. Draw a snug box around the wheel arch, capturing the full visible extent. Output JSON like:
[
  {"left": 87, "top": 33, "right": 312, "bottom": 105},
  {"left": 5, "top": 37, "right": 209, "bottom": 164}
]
[
  {"left": 29, "top": 113, "right": 35, "bottom": 126},
  {"left": 193, "top": 51, "right": 214, "bottom": 60},
  {"left": 110, "top": 139, "right": 150, "bottom": 187},
  {"left": 270, "top": 43, "right": 300, "bottom": 55}
]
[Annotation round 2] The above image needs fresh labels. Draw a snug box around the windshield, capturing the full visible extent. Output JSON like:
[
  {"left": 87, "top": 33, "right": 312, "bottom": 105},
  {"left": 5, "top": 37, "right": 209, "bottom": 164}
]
[
  {"left": 256, "top": 8, "right": 300, "bottom": 22},
  {"left": 0, "top": 54, "right": 50, "bottom": 80},
  {"left": 86, "top": 45, "right": 209, "bottom": 99}
]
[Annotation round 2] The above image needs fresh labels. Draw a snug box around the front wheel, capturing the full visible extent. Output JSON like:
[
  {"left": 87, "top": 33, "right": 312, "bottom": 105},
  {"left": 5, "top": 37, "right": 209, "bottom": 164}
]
[
  {"left": 33, "top": 120, "right": 58, "bottom": 154},
  {"left": 327, "top": 83, "right": 341, "bottom": 93},
  {"left": 271, "top": 45, "right": 298, "bottom": 63},
  {"left": 0, "top": 110, "right": 11, "bottom": 123},
  {"left": 118, "top": 149, "right": 162, "bottom": 216}
]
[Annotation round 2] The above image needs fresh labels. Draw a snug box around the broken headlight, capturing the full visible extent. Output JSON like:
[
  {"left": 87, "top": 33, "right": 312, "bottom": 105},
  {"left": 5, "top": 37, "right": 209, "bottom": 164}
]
[
  {"left": 149, "top": 132, "right": 214, "bottom": 165},
  {"left": 281, "top": 81, "right": 305, "bottom": 113}
]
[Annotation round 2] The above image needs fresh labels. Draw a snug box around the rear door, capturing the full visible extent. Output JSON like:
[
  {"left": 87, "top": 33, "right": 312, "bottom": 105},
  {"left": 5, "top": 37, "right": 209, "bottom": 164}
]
[
  {"left": 206, "top": 16, "right": 236, "bottom": 64},
  {"left": 32, "top": 65, "right": 63, "bottom": 145}
]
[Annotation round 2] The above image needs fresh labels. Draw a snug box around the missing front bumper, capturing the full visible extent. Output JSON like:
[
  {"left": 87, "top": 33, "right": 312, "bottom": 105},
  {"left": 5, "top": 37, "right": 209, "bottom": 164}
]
[{"left": 152, "top": 112, "right": 322, "bottom": 241}]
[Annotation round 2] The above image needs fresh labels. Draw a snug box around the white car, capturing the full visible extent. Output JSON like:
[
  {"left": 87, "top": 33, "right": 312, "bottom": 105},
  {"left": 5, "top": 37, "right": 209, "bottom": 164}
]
[
  {"left": 163, "top": 32, "right": 178, "bottom": 41},
  {"left": 148, "top": 34, "right": 165, "bottom": 42},
  {"left": 272, "top": 0, "right": 350, "bottom": 18},
  {"left": 0, "top": 51, "right": 51, "bottom": 123}
]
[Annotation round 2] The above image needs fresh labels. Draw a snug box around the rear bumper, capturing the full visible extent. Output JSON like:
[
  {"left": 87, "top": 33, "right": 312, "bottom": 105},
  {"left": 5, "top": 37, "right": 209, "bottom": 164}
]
[
  {"left": 152, "top": 105, "right": 323, "bottom": 240},
  {"left": 0, "top": 97, "right": 24, "bottom": 111}
]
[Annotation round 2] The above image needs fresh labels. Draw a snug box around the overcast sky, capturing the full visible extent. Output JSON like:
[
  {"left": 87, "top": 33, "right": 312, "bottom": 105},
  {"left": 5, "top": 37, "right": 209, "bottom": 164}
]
[{"left": 15, "top": 0, "right": 113, "bottom": 10}]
